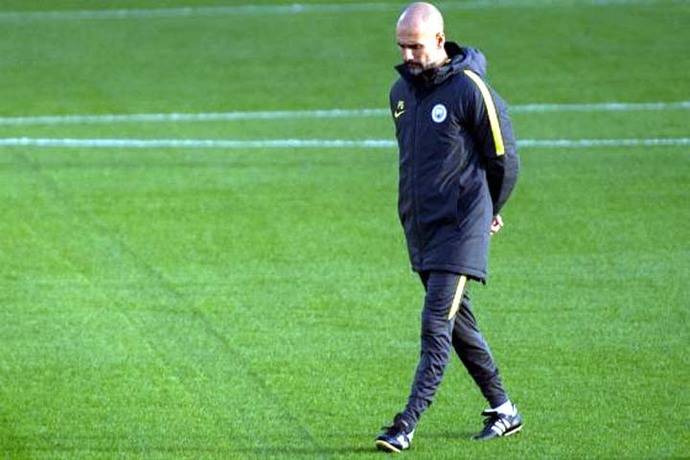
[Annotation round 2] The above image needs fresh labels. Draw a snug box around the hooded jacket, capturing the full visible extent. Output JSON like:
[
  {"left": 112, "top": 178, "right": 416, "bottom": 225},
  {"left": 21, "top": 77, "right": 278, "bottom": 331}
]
[{"left": 390, "top": 42, "right": 519, "bottom": 281}]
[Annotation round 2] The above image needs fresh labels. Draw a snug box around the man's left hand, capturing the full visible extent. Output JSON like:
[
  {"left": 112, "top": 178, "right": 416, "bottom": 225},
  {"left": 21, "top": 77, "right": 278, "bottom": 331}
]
[{"left": 490, "top": 214, "right": 504, "bottom": 236}]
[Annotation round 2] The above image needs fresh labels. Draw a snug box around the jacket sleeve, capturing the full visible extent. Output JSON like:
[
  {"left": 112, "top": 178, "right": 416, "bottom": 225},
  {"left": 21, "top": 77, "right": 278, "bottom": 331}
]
[{"left": 460, "top": 70, "right": 519, "bottom": 215}]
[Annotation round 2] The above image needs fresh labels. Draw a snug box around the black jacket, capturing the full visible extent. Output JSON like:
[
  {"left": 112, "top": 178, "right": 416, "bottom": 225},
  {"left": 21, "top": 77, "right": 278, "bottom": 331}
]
[{"left": 390, "top": 42, "right": 519, "bottom": 281}]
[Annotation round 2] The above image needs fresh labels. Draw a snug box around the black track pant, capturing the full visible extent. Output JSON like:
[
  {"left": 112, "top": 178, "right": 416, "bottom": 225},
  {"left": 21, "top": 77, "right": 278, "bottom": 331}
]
[{"left": 401, "top": 270, "right": 508, "bottom": 427}]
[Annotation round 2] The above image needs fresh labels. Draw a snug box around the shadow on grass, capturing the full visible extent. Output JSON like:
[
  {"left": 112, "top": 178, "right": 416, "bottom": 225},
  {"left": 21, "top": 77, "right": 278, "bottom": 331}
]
[
  {"left": 234, "top": 446, "right": 378, "bottom": 456},
  {"left": 8, "top": 437, "right": 381, "bottom": 458},
  {"left": 421, "top": 430, "right": 477, "bottom": 440}
]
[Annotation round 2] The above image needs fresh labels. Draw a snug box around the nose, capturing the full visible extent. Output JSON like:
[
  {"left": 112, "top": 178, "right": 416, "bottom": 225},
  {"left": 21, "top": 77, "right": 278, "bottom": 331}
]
[{"left": 402, "top": 47, "right": 413, "bottom": 62}]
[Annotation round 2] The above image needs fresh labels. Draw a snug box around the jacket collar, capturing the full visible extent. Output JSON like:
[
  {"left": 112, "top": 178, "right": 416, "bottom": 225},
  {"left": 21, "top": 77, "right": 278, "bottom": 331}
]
[{"left": 395, "top": 42, "right": 486, "bottom": 88}]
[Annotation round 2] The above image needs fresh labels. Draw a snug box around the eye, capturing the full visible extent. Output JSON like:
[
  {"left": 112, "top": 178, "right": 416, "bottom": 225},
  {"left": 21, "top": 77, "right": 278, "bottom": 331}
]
[{"left": 398, "top": 43, "right": 422, "bottom": 51}]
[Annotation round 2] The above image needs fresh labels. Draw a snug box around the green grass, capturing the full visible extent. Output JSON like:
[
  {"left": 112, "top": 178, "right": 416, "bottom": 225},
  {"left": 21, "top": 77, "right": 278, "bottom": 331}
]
[{"left": 1, "top": 1, "right": 689, "bottom": 458}]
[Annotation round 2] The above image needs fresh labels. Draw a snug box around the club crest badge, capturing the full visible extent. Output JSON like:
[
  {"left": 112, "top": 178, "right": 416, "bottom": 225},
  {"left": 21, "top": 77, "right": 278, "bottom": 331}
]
[{"left": 431, "top": 104, "right": 447, "bottom": 123}]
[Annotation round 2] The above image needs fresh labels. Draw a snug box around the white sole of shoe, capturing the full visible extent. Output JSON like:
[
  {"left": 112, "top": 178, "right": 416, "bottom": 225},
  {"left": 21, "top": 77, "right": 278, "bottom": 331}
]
[
  {"left": 503, "top": 423, "right": 524, "bottom": 437},
  {"left": 375, "top": 439, "right": 402, "bottom": 453}
]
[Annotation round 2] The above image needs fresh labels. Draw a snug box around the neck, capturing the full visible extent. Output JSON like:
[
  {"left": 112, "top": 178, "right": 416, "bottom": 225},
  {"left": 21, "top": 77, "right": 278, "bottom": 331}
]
[{"left": 429, "top": 49, "right": 449, "bottom": 69}]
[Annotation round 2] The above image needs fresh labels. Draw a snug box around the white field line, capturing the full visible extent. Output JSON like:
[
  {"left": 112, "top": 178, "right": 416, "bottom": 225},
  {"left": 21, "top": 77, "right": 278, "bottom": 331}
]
[
  {"left": 517, "top": 138, "right": 690, "bottom": 148},
  {"left": 511, "top": 101, "right": 690, "bottom": 113},
  {"left": 0, "top": 0, "right": 677, "bottom": 21},
  {"left": 0, "top": 108, "right": 388, "bottom": 126},
  {"left": 0, "top": 137, "right": 688, "bottom": 149},
  {"left": 1, "top": 101, "right": 688, "bottom": 127},
  {"left": 0, "top": 138, "right": 394, "bottom": 149}
]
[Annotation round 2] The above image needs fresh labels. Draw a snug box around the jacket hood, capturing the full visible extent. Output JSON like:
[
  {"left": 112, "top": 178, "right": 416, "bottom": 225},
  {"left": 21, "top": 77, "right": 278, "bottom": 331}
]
[
  {"left": 445, "top": 42, "right": 487, "bottom": 76},
  {"left": 395, "top": 42, "right": 487, "bottom": 87}
]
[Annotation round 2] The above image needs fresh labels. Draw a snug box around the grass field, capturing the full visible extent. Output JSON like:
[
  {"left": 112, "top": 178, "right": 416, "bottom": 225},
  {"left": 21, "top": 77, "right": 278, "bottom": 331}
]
[{"left": 1, "top": 0, "right": 689, "bottom": 458}]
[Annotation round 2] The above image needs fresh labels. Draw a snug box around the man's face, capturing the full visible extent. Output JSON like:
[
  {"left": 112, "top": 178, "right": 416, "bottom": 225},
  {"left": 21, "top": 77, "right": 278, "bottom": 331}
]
[{"left": 396, "top": 26, "right": 444, "bottom": 75}]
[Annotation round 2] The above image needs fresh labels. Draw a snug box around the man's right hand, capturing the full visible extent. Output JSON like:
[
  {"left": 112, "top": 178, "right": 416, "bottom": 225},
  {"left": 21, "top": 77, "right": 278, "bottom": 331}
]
[{"left": 490, "top": 214, "right": 504, "bottom": 236}]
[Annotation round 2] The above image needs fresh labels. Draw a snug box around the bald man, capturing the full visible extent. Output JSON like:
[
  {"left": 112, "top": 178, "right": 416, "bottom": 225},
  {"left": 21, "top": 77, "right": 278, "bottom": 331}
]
[{"left": 375, "top": 2, "right": 522, "bottom": 453}]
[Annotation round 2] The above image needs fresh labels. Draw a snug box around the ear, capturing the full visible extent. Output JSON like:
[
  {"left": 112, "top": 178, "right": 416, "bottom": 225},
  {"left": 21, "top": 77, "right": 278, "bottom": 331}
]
[{"left": 436, "top": 32, "right": 445, "bottom": 49}]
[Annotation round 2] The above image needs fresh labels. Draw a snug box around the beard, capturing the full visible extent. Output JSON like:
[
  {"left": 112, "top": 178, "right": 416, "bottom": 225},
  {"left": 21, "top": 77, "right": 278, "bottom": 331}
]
[{"left": 403, "top": 60, "right": 426, "bottom": 76}]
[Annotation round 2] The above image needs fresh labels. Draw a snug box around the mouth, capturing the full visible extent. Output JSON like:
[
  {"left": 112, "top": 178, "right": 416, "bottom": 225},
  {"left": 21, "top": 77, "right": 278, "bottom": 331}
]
[{"left": 404, "top": 61, "right": 424, "bottom": 74}]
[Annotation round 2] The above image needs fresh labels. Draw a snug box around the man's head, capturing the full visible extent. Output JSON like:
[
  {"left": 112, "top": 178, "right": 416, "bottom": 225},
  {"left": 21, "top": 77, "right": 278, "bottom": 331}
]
[{"left": 396, "top": 2, "right": 447, "bottom": 75}]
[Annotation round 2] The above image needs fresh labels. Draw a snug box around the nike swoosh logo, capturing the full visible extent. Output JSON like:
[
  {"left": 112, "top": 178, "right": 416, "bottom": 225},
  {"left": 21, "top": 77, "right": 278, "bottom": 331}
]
[{"left": 394, "top": 110, "right": 405, "bottom": 119}]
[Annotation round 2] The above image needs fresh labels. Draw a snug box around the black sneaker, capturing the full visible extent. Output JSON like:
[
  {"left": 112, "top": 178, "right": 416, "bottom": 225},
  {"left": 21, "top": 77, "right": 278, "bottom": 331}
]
[
  {"left": 473, "top": 406, "right": 523, "bottom": 441},
  {"left": 375, "top": 413, "right": 415, "bottom": 453}
]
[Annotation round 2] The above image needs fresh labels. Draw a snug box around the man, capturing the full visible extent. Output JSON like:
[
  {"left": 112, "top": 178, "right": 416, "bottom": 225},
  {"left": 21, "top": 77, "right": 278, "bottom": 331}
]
[{"left": 375, "top": 2, "right": 522, "bottom": 453}]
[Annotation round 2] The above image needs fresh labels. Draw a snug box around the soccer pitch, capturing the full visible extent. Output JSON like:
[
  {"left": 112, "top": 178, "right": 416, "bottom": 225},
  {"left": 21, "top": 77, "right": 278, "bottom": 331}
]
[{"left": 0, "top": 0, "right": 688, "bottom": 458}]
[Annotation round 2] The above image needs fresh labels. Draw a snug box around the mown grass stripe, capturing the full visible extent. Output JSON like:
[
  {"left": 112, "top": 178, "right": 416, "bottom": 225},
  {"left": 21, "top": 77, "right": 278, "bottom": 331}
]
[
  {"left": 0, "top": 137, "right": 687, "bottom": 149},
  {"left": 0, "top": 101, "right": 687, "bottom": 126},
  {"left": 0, "top": 0, "right": 677, "bottom": 22}
]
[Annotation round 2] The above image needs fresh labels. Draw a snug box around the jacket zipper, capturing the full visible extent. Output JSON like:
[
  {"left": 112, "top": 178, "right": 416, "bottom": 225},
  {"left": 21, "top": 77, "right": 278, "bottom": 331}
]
[{"left": 410, "top": 89, "right": 427, "bottom": 268}]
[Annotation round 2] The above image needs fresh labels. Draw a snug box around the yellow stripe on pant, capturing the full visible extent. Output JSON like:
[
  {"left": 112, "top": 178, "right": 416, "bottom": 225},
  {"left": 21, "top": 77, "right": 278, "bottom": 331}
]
[
  {"left": 463, "top": 69, "right": 505, "bottom": 156},
  {"left": 448, "top": 275, "right": 467, "bottom": 320}
]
